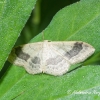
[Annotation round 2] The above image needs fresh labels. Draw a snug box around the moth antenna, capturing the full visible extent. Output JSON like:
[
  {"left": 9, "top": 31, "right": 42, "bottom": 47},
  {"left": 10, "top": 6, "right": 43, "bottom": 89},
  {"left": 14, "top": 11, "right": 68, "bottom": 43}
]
[{"left": 42, "top": 31, "right": 44, "bottom": 41}]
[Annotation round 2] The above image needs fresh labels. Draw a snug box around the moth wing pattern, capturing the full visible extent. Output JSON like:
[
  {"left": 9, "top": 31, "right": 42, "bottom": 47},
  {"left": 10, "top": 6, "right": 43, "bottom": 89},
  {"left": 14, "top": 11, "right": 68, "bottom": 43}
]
[
  {"left": 42, "top": 42, "right": 70, "bottom": 76},
  {"left": 8, "top": 40, "right": 95, "bottom": 76},
  {"left": 50, "top": 41, "right": 95, "bottom": 64},
  {"left": 8, "top": 42, "right": 43, "bottom": 74}
]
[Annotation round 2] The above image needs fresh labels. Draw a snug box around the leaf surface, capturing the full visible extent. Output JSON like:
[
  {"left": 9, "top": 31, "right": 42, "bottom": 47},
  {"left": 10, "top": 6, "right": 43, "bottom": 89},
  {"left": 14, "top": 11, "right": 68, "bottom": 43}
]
[{"left": 0, "top": 0, "right": 100, "bottom": 100}]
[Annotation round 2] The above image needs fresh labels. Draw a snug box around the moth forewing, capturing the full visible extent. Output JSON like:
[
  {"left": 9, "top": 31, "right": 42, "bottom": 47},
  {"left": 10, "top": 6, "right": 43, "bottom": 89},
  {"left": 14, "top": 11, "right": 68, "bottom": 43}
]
[{"left": 8, "top": 40, "right": 95, "bottom": 76}]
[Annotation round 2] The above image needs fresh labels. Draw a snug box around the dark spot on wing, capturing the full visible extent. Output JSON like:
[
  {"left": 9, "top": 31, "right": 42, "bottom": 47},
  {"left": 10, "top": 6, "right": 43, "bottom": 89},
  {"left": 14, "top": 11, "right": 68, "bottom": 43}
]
[
  {"left": 29, "top": 62, "right": 37, "bottom": 68},
  {"left": 31, "top": 56, "right": 40, "bottom": 64},
  {"left": 65, "top": 42, "right": 83, "bottom": 59},
  {"left": 46, "top": 55, "right": 63, "bottom": 65},
  {"left": 15, "top": 46, "right": 30, "bottom": 61},
  {"left": 29, "top": 59, "right": 40, "bottom": 69}
]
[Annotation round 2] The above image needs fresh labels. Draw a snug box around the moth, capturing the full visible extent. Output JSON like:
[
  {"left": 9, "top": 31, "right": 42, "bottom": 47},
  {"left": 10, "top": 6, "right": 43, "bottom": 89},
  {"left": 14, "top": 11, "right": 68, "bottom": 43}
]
[{"left": 8, "top": 40, "right": 95, "bottom": 76}]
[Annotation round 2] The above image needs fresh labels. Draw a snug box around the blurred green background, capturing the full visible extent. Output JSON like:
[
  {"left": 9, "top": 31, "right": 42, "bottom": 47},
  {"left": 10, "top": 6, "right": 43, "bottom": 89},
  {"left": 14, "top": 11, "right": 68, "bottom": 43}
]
[{"left": 16, "top": 0, "right": 80, "bottom": 45}]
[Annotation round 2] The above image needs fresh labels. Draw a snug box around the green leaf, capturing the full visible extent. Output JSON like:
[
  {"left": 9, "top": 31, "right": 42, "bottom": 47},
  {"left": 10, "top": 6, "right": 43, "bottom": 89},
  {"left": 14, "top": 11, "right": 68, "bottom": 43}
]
[
  {"left": 1, "top": 65, "right": 100, "bottom": 100},
  {"left": 0, "top": 0, "right": 100, "bottom": 100},
  {"left": 0, "top": 0, "right": 37, "bottom": 70}
]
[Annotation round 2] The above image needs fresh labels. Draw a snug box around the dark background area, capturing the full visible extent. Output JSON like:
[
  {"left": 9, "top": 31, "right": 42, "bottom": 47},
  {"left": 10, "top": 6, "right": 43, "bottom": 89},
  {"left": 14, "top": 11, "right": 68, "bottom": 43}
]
[{"left": 16, "top": 0, "right": 80, "bottom": 45}]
